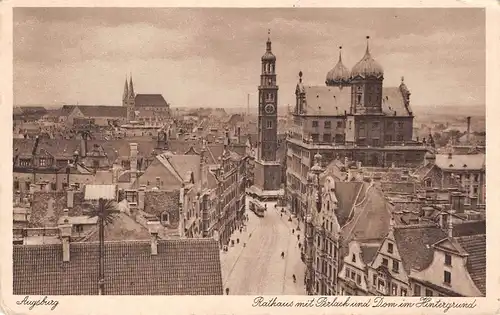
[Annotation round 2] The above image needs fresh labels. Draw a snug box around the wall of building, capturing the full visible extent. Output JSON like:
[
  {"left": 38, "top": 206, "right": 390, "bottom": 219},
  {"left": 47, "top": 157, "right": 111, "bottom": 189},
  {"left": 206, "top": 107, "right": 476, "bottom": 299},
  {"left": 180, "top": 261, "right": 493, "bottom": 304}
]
[
  {"left": 410, "top": 247, "right": 482, "bottom": 297},
  {"left": 13, "top": 172, "right": 95, "bottom": 192}
]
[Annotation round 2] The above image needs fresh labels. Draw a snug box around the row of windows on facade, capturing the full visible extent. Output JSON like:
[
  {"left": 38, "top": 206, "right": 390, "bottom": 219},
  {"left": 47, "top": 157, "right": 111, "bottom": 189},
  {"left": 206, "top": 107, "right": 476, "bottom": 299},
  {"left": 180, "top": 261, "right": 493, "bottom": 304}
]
[
  {"left": 354, "top": 93, "right": 383, "bottom": 106},
  {"left": 18, "top": 158, "right": 103, "bottom": 169},
  {"left": 310, "top": 120, "right": 405, "bottom": 129},
  {"left": 262, "top": 63, "right": 275, "bottom": 74},
  {"left": 13, "top": 180, "right": 80, "bottom": 191},
  {"left": 260, "top": 92, "right": 276, "bottom": 102},
  {"left": 138, "top": 107, "right": 169, "bottom": 111},
  {"left": 459, "top": 173, "right": 482, "bottom": 182},
  {"left": 345, "top": 242, "right": 453, "bottom": 296},
  {"left": 316, "top": 281, "right": 335, "bottom": 296},
  {"left": 261, "top": 77, "right": 275, "bottom": 86},
  {"left": 316, "top": 256, "right": 337, "bottom": 283},
  {"left": 316, "top": 234, "right": 338, "bottom": 259}
]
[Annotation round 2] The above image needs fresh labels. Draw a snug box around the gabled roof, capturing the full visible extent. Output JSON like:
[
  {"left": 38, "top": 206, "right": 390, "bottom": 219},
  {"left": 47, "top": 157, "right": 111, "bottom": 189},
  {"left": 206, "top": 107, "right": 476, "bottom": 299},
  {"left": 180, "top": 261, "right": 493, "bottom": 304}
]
[
  {"left": 74, "top": 105, "right": 127, "bottom": 118},
  {"left": 303, "top": 86, "right": 351, "bottom": 116},
  {"left": 455, "top": 234, "right": 486, "bottom": 295},
  {"left": 155, "top": 153, "right": 201, "bottom": 187},
  {"left": 452, "top": 220, "right": 485, "bottom": 237},
  {"left": 341, "top": 185, "right": 392, "bottom": 243},
  {"left": 85, "top": 212, "right": 152, "bottom": 242},
  {"left": 381, "top": 87, "right": 412, "bottom": 116},
  {"left": 135, "top": 94, "right": 169, "bottom": 108},
  {"left": 13, "top": 238, "right": 223, "bottom": 295},
  {"left": 360, "top": 243, "right": 381, "bottom": 265},
  {"left": 393, "top": 224, "right": 447, "bottom": 273},
  {"left": 334, "top": 181, "right": 364, "bottom": 227},
  {"left": 435, "top": 153, "right": 485, "bottom": 171},
  {"left": 301, "top": 86, "right": 411, "bottom": 117}
]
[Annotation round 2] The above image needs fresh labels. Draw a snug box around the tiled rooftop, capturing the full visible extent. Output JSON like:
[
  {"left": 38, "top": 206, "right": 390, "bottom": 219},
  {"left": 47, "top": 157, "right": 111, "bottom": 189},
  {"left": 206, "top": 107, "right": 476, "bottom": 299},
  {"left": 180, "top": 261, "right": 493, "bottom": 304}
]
[
  {"left": 455, "top": 234, "right": 486, "bottom": 295},
  {"left": 393, "top": 224, "right": 447, "bottom": 273},
  {"left": 13, "top": 238, "right": 223, "bottom": 295}
]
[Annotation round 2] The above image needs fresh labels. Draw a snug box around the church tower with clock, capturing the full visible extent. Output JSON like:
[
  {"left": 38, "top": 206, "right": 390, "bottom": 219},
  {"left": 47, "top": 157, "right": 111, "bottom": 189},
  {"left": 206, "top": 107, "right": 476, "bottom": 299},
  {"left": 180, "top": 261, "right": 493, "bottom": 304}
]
[{"left": 251, "top": 30, "right": 283, "bottom": 198}]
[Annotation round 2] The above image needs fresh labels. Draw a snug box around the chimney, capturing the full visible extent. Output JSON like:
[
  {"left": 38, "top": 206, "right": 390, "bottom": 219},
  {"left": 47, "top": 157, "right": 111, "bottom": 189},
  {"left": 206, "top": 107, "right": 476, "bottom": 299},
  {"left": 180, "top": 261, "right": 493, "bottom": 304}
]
[
  {"left": 201, "top": 194, "right": 209, "bottom": 237},
  {"left": 457, "top": 193, "right": 465, "bottom": 214},
  {"left": 29, "top": 184, "right": 36, "bottom": 194},
  {"left": 466, "top": 116, "right": 471, "bottom": 143},
  {"left": 59, "top": 209, "right": 72, "bottom": 262},
  {"left": 67, "top": 185, "right": 74, "bottom": 208},
  {"left": 138, "top": 185, "right": 146, "bottom": 211},
  {"left": 448, "top": 152, "right": 453, "bottom": 159},
  {"left": 130, "top": 143, "right": 138, "bottom": 187},
  {"left": 147, "top": 221, "right": 161, "bottom": 255},
  {"left": 80, "top": 137, "right": 87, "bottom": 157},
  {"left": 447, "top": 210, "right": 454, "bottom": 238},
  {"left": 470, "top": 195, "right": 478, "bottom": 210},
  {"left": 450, "top": 192, "right": 465, "bottom": 213}
]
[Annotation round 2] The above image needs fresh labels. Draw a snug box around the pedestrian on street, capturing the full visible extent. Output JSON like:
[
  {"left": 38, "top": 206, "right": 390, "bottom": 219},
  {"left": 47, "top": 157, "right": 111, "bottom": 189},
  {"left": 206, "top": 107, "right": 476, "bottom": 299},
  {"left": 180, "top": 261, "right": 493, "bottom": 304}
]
[
  {"left": 237, "top": 238, "right": 240, "bottom": 244},
  {"left": 226, "top": 288, "right": 230, "bottom": 295},
  {"left": 292, "top": 229, "right": 295, "bottom": 234},
  {"left": 297, "top": 234, "right": 300, "bottom": 241}
]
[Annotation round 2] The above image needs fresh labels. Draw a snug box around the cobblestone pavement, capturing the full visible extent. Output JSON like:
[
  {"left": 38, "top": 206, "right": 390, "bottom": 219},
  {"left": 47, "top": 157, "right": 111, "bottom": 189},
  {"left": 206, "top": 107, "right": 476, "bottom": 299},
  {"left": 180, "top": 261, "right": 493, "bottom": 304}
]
[{"left": 220, "top": 200, "right": 306, "bottom": 295}]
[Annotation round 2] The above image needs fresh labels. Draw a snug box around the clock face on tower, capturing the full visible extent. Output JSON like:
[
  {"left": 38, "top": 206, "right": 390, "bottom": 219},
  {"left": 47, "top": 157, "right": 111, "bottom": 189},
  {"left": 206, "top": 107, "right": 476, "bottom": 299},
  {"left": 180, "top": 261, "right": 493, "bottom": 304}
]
[{"left": 264, "top": 103, "right": 275, "bottom": 114}]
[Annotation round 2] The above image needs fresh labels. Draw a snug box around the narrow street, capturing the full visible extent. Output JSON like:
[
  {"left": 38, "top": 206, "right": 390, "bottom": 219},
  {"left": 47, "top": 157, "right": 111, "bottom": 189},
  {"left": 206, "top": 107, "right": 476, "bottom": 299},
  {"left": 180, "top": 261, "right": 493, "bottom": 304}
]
[{"left": 220, "top": 199, "right": 306, "bottom": 295}]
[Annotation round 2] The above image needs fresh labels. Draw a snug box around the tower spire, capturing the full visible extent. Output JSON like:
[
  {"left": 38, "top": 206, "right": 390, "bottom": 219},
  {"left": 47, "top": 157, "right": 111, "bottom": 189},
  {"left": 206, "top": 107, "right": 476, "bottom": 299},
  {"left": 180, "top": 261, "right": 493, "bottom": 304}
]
[
  {"left": 338, "top": 46, "right": 343, "bottom": 62},
  {"left": 365, "top": 36, "right": 370, "bottom": 55},
  {"left": 129, "top": 72, "right": 135, "bottom": 98},
  {"left": 122, "top": 76, "right": 129, "bottom": 101}
]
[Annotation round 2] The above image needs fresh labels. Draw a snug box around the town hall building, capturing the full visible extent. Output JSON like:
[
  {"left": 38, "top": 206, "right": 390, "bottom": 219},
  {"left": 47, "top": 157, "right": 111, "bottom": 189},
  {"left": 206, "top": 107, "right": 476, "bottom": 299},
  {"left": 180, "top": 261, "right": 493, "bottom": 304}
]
[{"left": 286, "top": 36, "right": 429, "bottom": 216}]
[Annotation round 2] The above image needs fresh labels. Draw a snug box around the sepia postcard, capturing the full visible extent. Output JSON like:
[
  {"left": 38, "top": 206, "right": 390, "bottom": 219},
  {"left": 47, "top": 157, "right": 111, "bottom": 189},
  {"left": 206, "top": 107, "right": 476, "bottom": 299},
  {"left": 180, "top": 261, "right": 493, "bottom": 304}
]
[{"left": 0, "top": 0, "right": 498, "bottom": 314}]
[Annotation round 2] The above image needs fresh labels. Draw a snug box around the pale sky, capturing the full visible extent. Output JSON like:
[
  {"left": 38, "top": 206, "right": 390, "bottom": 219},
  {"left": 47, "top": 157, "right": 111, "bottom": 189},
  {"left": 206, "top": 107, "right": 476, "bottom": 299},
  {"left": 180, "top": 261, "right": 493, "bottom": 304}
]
[{"left": 13, "top": 8, "right": 485, "bottom": 109}]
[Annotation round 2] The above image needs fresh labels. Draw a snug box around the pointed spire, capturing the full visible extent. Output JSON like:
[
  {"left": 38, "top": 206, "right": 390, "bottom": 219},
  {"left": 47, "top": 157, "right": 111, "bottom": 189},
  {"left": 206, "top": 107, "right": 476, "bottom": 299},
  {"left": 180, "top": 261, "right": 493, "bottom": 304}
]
[
  {"left": 338, "top": 46, "right": 343, "bottom": 62},
  {"left": 365, "top": 35, "right": 370, "bottom": 55},
  {"left": 299, "top": 71, "right": 303, "bottom": 83},
  {"left": 122, "top": 76, "right": 129, "bottom": 100},
  {"left": 129, "top": 73, "right": 135, "bottom": 98}
]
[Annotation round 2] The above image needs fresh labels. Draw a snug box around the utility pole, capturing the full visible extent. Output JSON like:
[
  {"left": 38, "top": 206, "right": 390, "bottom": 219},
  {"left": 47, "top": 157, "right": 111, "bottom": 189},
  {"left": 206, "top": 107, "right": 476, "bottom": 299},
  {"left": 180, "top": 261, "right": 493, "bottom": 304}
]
[{"left": 247, "top": 94, "right": 250, "bottom": 116}]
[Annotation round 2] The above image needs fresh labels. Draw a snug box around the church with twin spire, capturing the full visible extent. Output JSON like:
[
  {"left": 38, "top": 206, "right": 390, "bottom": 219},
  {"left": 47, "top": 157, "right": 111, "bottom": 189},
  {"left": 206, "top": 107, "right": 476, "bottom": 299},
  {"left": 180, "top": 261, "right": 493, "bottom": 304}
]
[{"left": 122, "top": 75, "right": 171, "bottom": 123}]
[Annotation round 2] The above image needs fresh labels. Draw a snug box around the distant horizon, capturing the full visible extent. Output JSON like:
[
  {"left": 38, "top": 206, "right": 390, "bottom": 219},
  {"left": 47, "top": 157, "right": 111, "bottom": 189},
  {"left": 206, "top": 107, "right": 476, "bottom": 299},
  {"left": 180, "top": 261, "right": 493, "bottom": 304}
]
[
  {"left": 13, "top": 103, "right": 486, "bottom": 109},
  {"left": 14, "top": 8, "right": 485, "bottom": 109}
]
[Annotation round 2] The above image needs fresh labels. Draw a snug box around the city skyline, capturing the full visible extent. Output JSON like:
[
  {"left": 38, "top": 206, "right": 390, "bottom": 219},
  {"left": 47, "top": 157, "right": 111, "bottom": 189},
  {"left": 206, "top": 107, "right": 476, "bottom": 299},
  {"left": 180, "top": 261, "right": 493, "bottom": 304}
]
[{"left": 14, "top": 8, "right": 485, "bottom": 109}]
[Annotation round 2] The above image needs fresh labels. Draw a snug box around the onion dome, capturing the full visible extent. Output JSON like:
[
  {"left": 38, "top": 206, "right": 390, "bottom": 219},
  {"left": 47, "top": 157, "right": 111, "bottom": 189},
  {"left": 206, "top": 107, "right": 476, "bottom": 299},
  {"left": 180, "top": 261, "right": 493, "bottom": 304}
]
[
  {"left": 261, "top": 29, "right": 276, "bottom": 61},
  {"left": 326, "top": 46, "right": 351, "bottom": 86},
  {"left": 351, "top": 36, "right": 384, "bottom": 79}
]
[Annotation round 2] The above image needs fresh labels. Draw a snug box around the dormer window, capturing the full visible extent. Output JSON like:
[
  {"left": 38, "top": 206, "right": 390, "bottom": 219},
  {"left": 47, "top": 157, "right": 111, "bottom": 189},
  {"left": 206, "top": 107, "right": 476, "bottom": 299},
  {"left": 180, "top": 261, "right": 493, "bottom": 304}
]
[
  {"left": 161, "top": 211, "right": 170, "bottom": 226},
  {"left": 388, "top": 242, "right": 394, "bottom": 254},
  {"left": 352, "top": 254, "right": 356, "bottom": 263}
]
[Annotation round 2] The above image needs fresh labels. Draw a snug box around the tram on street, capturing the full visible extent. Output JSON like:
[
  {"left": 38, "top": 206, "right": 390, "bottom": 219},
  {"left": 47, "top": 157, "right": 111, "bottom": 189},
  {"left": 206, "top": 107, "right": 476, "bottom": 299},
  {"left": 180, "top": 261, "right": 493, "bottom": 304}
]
[{"left": 249, "top": 200, "right": 265, "bottom": 217}]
